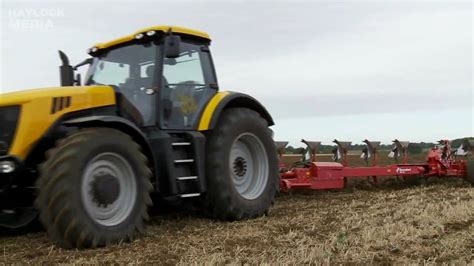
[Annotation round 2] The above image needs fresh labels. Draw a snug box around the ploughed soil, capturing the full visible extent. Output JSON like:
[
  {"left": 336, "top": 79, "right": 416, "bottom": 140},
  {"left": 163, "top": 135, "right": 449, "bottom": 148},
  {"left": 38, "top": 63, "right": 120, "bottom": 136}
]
[{"left": 0, "top": 153, "right": 472, "bottom": 264}]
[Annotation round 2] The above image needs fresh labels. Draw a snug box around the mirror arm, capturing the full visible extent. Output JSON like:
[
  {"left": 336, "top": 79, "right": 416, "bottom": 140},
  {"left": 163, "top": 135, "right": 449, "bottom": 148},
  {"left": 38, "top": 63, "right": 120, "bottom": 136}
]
[{"left": 74, "top": 58, "right": 93, "bottom": 70}]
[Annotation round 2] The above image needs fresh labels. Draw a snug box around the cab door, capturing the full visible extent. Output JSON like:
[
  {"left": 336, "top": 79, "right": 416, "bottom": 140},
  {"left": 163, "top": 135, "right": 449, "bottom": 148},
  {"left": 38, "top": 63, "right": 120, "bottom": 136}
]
[{"left": 159, "top": 41, "right": 217, "bottom": 130}]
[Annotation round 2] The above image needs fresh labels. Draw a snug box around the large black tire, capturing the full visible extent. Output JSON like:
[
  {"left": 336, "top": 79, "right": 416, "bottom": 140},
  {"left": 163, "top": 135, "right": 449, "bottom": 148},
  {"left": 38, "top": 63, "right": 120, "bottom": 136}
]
[
  {"left": 204, "top": 108, "right": 279, "bottom": 220},
  {"left": 466, "top": 156, "right": 474, "bottom": 185},
  {"left": 36, "top": 128, "right": 153, "bottom": 249}
]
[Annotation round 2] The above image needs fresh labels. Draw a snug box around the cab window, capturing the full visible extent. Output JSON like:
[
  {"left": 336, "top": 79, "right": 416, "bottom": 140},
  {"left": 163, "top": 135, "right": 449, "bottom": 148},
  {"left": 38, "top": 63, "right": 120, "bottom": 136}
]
[
  {"left": 91, "top": 61, "right": 130, "bottom": 86},
  {"left": 163, "top": 51, "right": 205, "bottom": 85},
  {"left": 160, "top": 41, "right": 217, "bottom": 129}
]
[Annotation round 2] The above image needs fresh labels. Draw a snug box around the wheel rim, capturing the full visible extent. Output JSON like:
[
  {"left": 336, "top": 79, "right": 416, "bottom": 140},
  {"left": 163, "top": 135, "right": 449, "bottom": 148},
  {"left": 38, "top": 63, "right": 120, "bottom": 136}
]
[
  {"left": 229, "top": 133, "right": 269, "bottom": 200},
  {"left": 81, "top": 152, "right": 137, "bottom": 226}
]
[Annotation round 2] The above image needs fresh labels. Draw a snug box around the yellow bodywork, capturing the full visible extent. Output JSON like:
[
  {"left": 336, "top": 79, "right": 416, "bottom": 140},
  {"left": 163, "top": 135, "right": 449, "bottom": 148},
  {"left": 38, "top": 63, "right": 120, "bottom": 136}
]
[
  {"left": 94, "top": 25, "right": 211, "bottom": 50},
  {"left": 0, "top": 86, "right": 116, "bottom": 160},
  {"left": 0, "top": 85, "right": 230, "bottom": 160},
  {"left": 197, "top": 91, "right": 230, "bottom": 131}
]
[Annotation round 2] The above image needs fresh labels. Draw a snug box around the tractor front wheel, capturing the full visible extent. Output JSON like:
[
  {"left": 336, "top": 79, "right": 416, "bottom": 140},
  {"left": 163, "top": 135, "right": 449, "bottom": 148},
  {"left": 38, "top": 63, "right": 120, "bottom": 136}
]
[{"left": 36, "top": 128, "right": 153, "bottom": 249}]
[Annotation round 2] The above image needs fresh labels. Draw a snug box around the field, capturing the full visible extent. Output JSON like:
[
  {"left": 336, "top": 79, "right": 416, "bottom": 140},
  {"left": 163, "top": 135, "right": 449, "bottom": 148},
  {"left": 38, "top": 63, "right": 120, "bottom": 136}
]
[{"left": 0, "top": 152, "right": 472, "bottom": 264}]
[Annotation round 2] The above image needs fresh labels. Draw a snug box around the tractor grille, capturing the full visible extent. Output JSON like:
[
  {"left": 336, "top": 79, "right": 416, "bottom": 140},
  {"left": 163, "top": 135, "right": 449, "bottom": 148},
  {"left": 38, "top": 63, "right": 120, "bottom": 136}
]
[{"left": 0, "top": 105, "right": 20, "bottom": 155}]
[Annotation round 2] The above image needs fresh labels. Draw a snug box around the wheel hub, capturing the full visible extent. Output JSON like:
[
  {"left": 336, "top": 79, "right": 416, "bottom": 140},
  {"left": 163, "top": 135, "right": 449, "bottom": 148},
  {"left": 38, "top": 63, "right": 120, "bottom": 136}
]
[
  {"left": 233, "top": 156, "right": 247, "bottom": 177},
  {"left": 81, "top": 152, "right": 137, "bottom": 226},
  {"left": 90, "top": 174, "right": 120, "bottom": 207},
  {"left": 229, "top": 133, "right": 269, "bottom": 200}
]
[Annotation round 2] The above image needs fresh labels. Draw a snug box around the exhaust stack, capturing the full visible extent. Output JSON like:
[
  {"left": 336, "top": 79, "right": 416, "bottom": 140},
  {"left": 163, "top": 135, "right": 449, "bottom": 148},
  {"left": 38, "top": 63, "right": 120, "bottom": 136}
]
[{"left": 58, "top": 50, "right": 74, "bottom": 86}]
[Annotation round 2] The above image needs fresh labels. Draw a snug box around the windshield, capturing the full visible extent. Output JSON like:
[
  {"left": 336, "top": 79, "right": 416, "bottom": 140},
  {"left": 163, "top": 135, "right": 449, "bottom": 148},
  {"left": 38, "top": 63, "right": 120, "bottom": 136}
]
[{"left": 85, "top": 43, "right": 158, "bottom": 126}]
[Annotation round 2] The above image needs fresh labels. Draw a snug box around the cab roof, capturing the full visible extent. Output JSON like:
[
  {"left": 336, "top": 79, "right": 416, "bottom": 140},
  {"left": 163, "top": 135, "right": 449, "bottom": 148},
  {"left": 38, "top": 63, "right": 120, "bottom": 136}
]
[{"left": 93, "top": 25, "right": 211, "bottom": 50}]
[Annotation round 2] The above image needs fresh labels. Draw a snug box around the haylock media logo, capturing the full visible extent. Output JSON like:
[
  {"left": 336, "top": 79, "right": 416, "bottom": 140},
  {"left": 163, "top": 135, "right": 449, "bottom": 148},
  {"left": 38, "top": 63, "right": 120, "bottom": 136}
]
[{"left": 6, "top": 8, "right": 65, "bottom": 31}]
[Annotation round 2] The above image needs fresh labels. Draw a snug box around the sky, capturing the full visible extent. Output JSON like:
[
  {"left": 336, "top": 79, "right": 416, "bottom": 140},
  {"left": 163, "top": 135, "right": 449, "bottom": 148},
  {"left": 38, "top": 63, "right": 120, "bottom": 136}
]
[{"left": 0, "top": 0, "right": 472, "bottom": 147}]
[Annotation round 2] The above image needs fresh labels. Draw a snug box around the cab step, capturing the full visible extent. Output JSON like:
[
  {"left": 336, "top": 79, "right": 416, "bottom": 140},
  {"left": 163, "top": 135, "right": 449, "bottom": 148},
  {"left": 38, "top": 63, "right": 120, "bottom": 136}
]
[
  {"left": 148, "top": 131, "right": 206, "bottom": 197},
  {"left": 172, "top": 142, "right": 191, "bottom": 146},
  {"left": 179, "top": 193, "right": 201, "bottom": 198},
  {"left": 177, "top": 176, "right": 198, "bottom": 181},
  {"left": 174, "top": 159, "right": 194, "bottom": 163}
]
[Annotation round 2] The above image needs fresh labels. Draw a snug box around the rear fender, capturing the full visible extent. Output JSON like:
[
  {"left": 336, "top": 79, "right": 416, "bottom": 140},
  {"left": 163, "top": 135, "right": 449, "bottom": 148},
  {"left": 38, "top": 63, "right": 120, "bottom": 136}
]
[{"left": 198, "top": 92, "right": 274, "bottom": 131}]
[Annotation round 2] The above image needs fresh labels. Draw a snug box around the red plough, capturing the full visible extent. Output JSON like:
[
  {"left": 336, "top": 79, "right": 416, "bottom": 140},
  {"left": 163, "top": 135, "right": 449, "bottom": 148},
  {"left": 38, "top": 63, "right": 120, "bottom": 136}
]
[{"left": 278, "top": 139, "right": 474, "bottom": 191}]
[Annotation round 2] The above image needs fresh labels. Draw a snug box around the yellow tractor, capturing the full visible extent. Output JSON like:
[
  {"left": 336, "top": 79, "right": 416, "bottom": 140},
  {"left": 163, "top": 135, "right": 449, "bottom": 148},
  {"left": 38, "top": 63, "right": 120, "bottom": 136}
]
[{"left": 0, "top": 26, "right": 279, "bottom": 248}]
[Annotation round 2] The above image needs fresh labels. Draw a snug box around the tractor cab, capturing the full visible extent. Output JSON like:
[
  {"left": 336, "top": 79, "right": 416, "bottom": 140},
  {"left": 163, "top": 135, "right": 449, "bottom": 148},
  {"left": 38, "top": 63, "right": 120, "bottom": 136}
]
[{"left": 67, "top": 26, "right": 218, "bottom": 129}]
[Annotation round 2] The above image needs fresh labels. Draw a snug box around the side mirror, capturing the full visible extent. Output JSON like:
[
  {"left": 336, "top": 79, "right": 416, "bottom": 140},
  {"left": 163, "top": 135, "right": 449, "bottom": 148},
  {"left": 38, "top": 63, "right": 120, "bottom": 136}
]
[{"left": 164, "top": 35, "right": 181, "bottom": 58}]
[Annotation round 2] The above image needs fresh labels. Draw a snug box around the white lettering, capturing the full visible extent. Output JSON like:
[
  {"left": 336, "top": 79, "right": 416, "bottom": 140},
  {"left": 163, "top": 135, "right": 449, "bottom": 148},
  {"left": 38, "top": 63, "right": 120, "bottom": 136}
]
[
  {"left": 396, "top": 167, "right": 412, "bottom": 174},
  {"left": 7, "top": 19, "right": 55, "bottom": 31},
  {"left": 7, "top": 8, "right": 65, "bottom": 18}
]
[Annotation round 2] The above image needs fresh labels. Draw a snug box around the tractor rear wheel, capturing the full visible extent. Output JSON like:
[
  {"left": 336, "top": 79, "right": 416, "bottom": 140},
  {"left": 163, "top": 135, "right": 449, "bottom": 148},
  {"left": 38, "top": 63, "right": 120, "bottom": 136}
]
[
  {"left": 466, "top": 156, "right": 474, "bottom": 185},
  {"left": 36, "top": 128, "right": 153, "bottom": 249},
  {"left": 204, "top": 108, "right": 279, "bottom": 220}
]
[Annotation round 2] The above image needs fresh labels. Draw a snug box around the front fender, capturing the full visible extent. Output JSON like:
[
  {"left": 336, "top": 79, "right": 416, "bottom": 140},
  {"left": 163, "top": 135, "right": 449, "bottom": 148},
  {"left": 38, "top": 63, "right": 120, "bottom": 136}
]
[
  {"left": 63, "top": 115, "right": 143, "bottom": 135},
  {"left": 63, "top": 115, "right": 156, "bottom": 172}
]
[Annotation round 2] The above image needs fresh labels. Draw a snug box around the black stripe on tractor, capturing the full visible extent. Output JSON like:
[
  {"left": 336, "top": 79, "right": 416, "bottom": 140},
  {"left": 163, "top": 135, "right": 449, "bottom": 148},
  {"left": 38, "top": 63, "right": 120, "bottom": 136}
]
[
  {"left": 65, "top": 96, "right": 71, "bottom": 108},
  {"left": 51, "top": 96, "right": 72, "bottom": 114},
  {"left": 50, "top": 97, "right": 57, "bottom": 114},
  {"left": 58, "top": 97, "right": 64, "bottom": 110}
]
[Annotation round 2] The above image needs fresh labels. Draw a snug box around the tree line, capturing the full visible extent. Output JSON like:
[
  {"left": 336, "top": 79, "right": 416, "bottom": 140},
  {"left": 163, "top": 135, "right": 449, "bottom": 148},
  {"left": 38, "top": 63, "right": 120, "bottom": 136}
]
[{"left": 283, "top": 137, "right": 473, "bottom": 155}]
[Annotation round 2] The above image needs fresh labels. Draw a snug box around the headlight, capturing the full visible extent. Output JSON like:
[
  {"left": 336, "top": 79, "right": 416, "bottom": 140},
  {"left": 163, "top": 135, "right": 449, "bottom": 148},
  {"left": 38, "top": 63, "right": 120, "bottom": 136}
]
[{"left": 0, "top": 105, "right": 20, "bottom": 155}]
